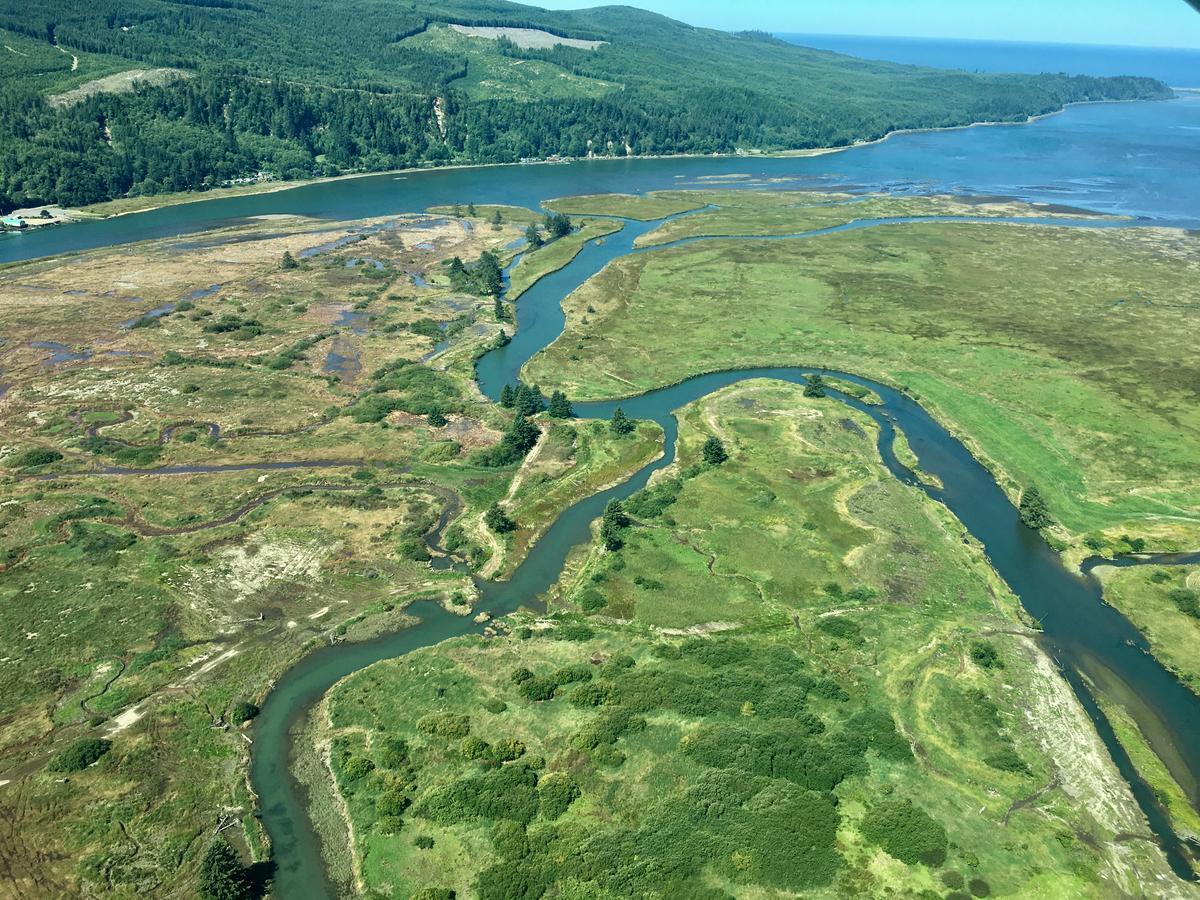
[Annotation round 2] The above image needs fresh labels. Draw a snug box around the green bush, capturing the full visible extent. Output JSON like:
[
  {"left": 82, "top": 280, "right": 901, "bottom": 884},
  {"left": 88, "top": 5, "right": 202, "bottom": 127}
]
[
  {"left": 578, "top": 588, "right": 608, "bottom": 613},
  {"left": 490, "top": 819, "right": 529, "bottom": 860},
  {"left": 680, "top": 637, "right": 752, "bottom": 667},
  {"left": 537, "top": 772, "right": 580, "bottom": 820},
  {"left": 551, "top": 663, "right": 593, "bottom": 685},
  {"left": 379, "top": 737, "right": 410, "bottom": 768},
  {"left": 492, "top": 737, "right": 526, "bottom": 762},
  {"left": 377, "top": 814, "right": 404, "bottom": 834},
  {"left": 569, "top": 682, "right": 612, "bottom": 708},
  {"left": 817, "top": 617, "right": 862, "bottom": 642},
  {"left": 682, "top": 725, "right": 864, "bottom": 791},
  {"left": 518, "top": 675, "right": 558, "bottom": 702},
  {"left": 230, "top": 701, "right": 260, "bottom": 724},
  {"left": 599, "top": 654, "right": 636, "bottom": 677},
  {"left": 417, "top": 762, "right": 541, "bottom": 826},
  {"left": 942, "top": 871, "right": 965, "bottom": 889},
  {"left": 1168, "top": 588, "right": 1200, "bottom": 619},
  {"left": 417, "top": 712, "right": 471, "bottom": 739},
  {"left": 860, "top": 798, "right": 948, "bottom": 866},
  {"left": 461, "top": 736, "right": 493, "bottom": 760},
  {"left": 341, "top": 756, "right": 375, "bottom": 781},
  {"left": 553, "top": 623, "right": 594, "bottom": 642},
  {"left": 376, "top": 791, "right": 411, "bottom": 817},
  {"left": 984, "top": 747, "right": 1030, "bottom": 775},
  {"left": 49, "top": 737, "right": 112, "bottom": 772},
  {"left": 8, "top": 448, "right": 62, "bottom": 469},
  {"left": 483, "top": 698, "right": 508, "bottom": 714},
  {"left": 475, "top": 860, "right": 551, "bottom": 900},
  {"left": 844, "top": 709, "right": 911, "bottom": 761},
  {"left": 969, "top": 639, "right": 1003, "bottom": 669},
  {"left": 571, "top": 709, "right": 646, "bottom": 752}
]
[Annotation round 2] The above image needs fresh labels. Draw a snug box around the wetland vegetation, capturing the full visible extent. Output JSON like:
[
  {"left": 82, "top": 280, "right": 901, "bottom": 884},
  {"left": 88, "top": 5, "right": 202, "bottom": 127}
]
[
  {"left": 0, "top": 204, "right": 663, "bottom": 895},
  {"left": 321, "top": 381, "right": 1183, "bottom": 898},
  {"left": 0, "top": 181, "right": 1197, "bottom": 900}
]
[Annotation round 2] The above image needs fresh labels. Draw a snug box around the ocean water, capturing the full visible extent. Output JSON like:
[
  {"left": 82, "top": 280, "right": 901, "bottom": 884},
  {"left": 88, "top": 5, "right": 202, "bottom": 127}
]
[{"left": 780, "top": 34, "right": 1200, "bottom": 87}]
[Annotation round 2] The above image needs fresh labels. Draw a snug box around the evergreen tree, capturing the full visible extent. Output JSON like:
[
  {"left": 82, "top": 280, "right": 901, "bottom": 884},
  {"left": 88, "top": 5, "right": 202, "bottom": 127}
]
[
  {"left": 702, "top": 436, "right": 728, "bottom": 465},
  {"left": 467, "top": 202, "right": 477, "bottom": 217},
  {"left": 499, "top": 384, "right": 516, "bottom": 409},
  {"left": 600, "top": 499, "right": 629, "bottom": 551},
  {"left": 280, "top": 250, "right": 298, "bottom": 270},
  {"left": 490, "top": 210, "right": 503, "bottom": 230},
  {"left": 1018, "top": 484, "right": 1053, "bottom": 530},
  {"left": 525, "top": 223, "right": 544, "bottom": 248},
  {"left": 548, "top": 390, "right": 573, "bottom": 419},
  {"left": 514, "top": 383, "right": 545, "bottom": 416},
  {"left": 427, "top": 410, "right": 448, "bottom": 427},
  {"left": 505, "top": 414, "right": 540, "bottom": 455},
  {"left": 610, "top": 407, "right": 634, "bottom": 436},
  {"left": 803, "top": 374, "right": 827, "bottom": 398},
  {"left": 494, "top": 296, "right": 505, "bottom": 321},
  {"left": 197, "top": 838, "right": 251, "bottom": 900},
  {"left": 485, "top": 503, "right": 516, "bottom": 533},
  {"left": 544, "top": 212, "right": 573, "bottom": 239},
  {"left": 477, "top": 250, "right": 503, "bottom": 296}
]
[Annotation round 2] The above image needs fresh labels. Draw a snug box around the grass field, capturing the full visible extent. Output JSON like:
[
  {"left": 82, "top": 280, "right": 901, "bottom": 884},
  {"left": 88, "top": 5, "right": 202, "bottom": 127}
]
[
  {"left": 523, "top": 206, "right": 1200, "bottom": 548},
  {"left": 507, "top": 219, "right": 624, "bottom": 300},
  {"left": 400, "top": 25, "right": 619, "bottom": 102},
  {"left": 623, "top": 190, "right": 1126, "bottom": 246},
  {"left": 323, "top": 380, "right": 1182, "bottom": 898},
  {"left": 1094, "top": 565, "right": 1200, "bottom": 698},
  {"left": 0, "top": 26, "right": 134, "bottom": 95},
  {"left": 544, "top": 192, "right": 710, "bottom": 220},
  {"left": 501, "top": 418, "right": 661, "bottom": 575}
]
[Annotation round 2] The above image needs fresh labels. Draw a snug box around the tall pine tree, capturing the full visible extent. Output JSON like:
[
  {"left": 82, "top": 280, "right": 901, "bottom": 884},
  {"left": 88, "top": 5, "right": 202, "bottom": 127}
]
[
  {"left": 548, "top": 390, "right": 573, "bottom": 418},
  {"left": 197, "top": 838, "right": 250, "bottom": 900},
  {"left": 610, "top": 407, "right": 634, "bottom": 436},
  {"left": 600, "top": 499, "right": 629, "bottom": 551}
]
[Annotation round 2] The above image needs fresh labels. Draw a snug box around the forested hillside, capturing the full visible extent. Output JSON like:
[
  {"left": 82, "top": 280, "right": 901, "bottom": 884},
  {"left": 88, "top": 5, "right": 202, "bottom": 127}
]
[{"left": 0, "top": 0, "right": 1172, "bottom": 211}]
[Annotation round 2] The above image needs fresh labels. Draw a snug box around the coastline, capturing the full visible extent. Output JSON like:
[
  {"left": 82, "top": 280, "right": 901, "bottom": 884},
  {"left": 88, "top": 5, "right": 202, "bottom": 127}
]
[
  {"left": 15, "top": 94, "right": 1174, "bottom": 230},
  {"left": 819, "top": 95, "right": 1176, "bottom": 156}
]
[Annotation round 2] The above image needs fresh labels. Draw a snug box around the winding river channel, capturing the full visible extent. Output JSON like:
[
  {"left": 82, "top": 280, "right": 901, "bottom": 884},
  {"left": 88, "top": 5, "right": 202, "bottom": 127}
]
[
  {"left": 244, "top": 201, "right": 1200, "bottom": 895},
  {"left": 3, "top": 96, "right": 1197, "bottom": 895}
]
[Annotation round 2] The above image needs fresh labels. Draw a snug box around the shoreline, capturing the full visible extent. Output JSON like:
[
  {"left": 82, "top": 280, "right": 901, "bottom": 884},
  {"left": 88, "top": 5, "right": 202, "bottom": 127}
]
[{"left": 9, "top": 94, "right": 1174, "bottom": 230}]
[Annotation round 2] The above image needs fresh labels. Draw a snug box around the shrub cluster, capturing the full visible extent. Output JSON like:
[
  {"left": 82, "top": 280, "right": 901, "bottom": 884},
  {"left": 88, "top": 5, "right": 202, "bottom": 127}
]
[
  {"left": 860, "top": 798, "right": 949, "bottom": 866},
  {"left": 49, "top": 738, "right": 112, "bottom": 773}
]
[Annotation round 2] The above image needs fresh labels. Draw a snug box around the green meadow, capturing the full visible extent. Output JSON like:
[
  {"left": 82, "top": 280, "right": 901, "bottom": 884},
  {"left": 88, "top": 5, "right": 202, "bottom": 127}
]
[
  {"left": 507, "top": 219, "right": 625, "bottom": 300},
  {"left": 523, "top": 205, "right": 1200, "bottom": 548},
  {"left": 326, "top": 381, "right": 1179, "bottom": 898}
]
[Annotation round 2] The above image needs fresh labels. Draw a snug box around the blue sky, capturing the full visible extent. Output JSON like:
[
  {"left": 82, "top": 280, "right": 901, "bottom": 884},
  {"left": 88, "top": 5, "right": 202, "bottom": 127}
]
[{"left": 533, "top": 0, "right": 1200, "bottom": 49}]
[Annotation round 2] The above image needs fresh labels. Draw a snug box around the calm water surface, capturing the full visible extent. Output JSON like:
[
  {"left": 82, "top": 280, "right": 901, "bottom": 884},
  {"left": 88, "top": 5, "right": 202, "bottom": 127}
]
[{"left": 1, "top": 96, "right": 1198, "bottom": 267}]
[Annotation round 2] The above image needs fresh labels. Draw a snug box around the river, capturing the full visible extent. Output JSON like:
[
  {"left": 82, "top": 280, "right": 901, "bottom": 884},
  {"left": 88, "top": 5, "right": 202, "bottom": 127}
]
[
  {"left": 255, "top": 218, "right": 1199, "bottom": 895},
  {"left": 5, "top": 97, "right": 1197, "bottom": 894},
  {"left": 1, "top": 94, "right": 1199, "bottom": 268}
]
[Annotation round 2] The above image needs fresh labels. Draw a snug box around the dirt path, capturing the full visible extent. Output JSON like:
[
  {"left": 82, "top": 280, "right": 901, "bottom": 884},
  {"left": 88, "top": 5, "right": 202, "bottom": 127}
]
[
  {"left": 51, "top": 37, "right": 77, "bottom": 71},
  {"left": 475, "top": 511, "right": 506, "bottom": 580},
  {"left": 503, "top": 430, "right": 548, "bottom": 502}
]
